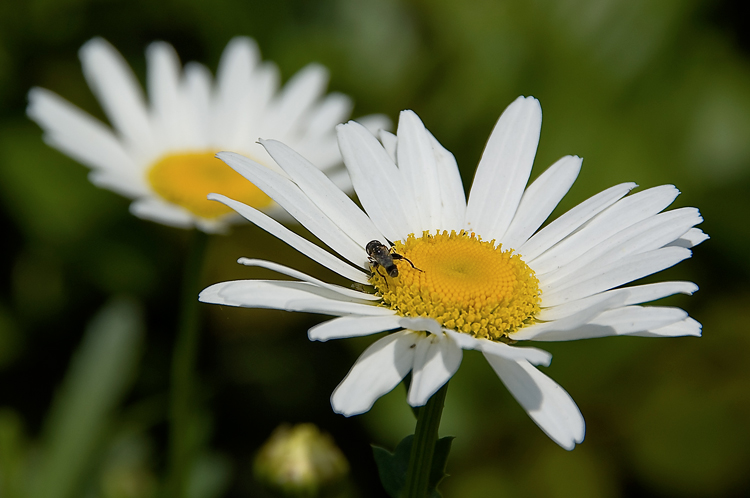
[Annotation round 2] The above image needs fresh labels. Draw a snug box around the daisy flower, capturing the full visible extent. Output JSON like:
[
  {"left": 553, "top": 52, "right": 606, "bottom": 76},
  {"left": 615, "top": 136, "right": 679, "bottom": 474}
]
[
  {"left": 27, "top": 37, "right": 388, "bottom": 232},
  {"left": 199, "top": 96, "right": 706, "bottom": 449}
]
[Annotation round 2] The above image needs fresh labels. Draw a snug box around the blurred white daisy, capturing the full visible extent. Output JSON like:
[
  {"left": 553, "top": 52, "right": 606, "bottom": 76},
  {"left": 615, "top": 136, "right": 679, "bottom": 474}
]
[
  {"left": 27, "top": 37, "right": 388, "bottom": 232},
  {"left": 199, "top": 97, "right": 706, "bottom": 449}
]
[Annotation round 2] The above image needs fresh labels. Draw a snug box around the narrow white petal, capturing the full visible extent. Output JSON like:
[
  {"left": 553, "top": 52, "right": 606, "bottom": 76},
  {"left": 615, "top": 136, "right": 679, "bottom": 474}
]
[
  {"left": 633, "top": 316, "right": 702, "bottom": 337},
  {"left": 199, "top": 280, "right": 392, "bottom": 315},
  {"left": 529, "top": 306, "right": 688, "bottom": 342},
  {"left": 442, "top": 330, "right": 552, "bottom": 365},
  {"left": 146, "top": 41, "right": 185, "bottom": 148},
  {"left": 465, "top": 96, "right": 542, "bottom": 239},
  {"left": 407, "top": 332, "right": 463, "bottom": 407},
  {"left": 379, "top": 129, "right": 398, "bottom": 163},
  {"left": 427, "top": 130, "right": 466, "bottom": 231},
  {"left": 89, "top": 171, "right": 149, "bottom": 198},
  {"left": 500, "top": 155, "right": 582, "bottom": 249},
  {"left": 217, "top": 151, "right": 367, "bottom": 267},
  {"left": 484, "top": 355, "right": 584, "bottom": 450},
  {"left": 193, "top": 216, "right": 232, "bottom": 234},
  {"left": 512, "top": 292, "right": 628, "bottom": 341},
  {"left": 540, "top": 207, "right": 703, "bottom": 287},
  {"left": 541, "top": 246, "right": 692, "bottom": 307},
  {"left": 519, "top": 182, "right": 636, "bottom": 261},
  {"left": 264, "top": 63, "right": 328, "bottom": 139},
  {"left": 79, "top": 38, "right": 156, "bottom": 156},
  {"left": 241, "top": 61, "right": 280, "bottom": 142},
  {"left": 308, "top": 315, "right": 402, "bottom": 342},
  {"left": 182, "top": 62, "right": 213, "bottom": 149},
  {"left": 27, "top": 88, "right": 144, "bottom": 184},
  {"left": 331, "top": 331, "right": 419, "bottom": 416},
  {"left": 398, "top": 317, "right": 444, "bottom": 335},
  {"left": 667, "top": 228, "right": 709, "bottom": 248},
  {"left": 237, "top": 258, "right": 380, "bottom": 301},
  {"left": 537, "top": 281, "right": 699, "bottom": 321},
  {"left": 208, "top": 194, "right": 370, "bottom": 284},
  {"left": 531, "top": 185, "right": 680, "bottom": 275},
  {"left": 356, "top": 114, "right": 393, "bottom": 137},
  {"left": 129, "top": 197, "right": 194, "bottom": 229},
  {"left": 337, "top": 120, "right": 419, "bottom": 241},
  {"left": 595, "top": 306, "right": 688, "bottom": 334},
  {"left": 213, "top": 37, "right": 262, "bottom": 145},
  {"left": 396, "top": 110, "right": 443, "bottom": 230},
  {"left": 303, "top": 93, "right": 353, "bottom": 138},
  {"left": 259, "top": 140, "right": 384, "bottom": 247}
]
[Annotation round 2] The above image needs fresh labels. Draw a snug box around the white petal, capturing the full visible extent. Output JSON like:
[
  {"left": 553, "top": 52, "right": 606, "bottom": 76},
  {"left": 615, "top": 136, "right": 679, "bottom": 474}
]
[
  {"left": 259, "top": 140, "right": 384, "bottom": 248},
  {"left": 182, "top": 62, "right": 213, "bottom": 149},
  {"left": 193, "top": 216, "right": 232, "bottom": 234},
  {"left": 427, "top": 130, "right": 466, "bottom": 231},
  {"left": 237, "top": 258, "right": 380, "bottom": 301},
  {"left": 500, "top": 155, "right": 582, "bottom": 249},
  {"left": 537, "top": 281, "right": 699, "bottom": 321},
  {"left": 540, "top": 246, "right": 692, "bottom": 307},
  {"left": 531, "top": 185, "right": 680, "bottom": 275},
  {"left": 356, "top": 114, "right": 393, "bottom": 136},
  {"left": 407, "top": 332, "right": 463, "bottom": 407},
  {"left": 396, "top": 110, "right": 443, "bottom": 231},
  {"left": 519, "top": 182, "right": 637, "bottom": 261},
  {"left": 208, "top": 193, "right": 370, "bottom": 284},
  {"left": 667, "top": 228, "right": 709, "bottom": 248},
  {"left": 129, "top": 197, "right": 194, "bottom": 229},
  {"left": 633, "top": 316, "right": 702, "bottom": 337},
  {"left": 540, "top": 207, "right": 703, "bottom": 287},
  {"left": 308, "top": 315, "right": 402, "bottom": 342},
  {"left": 398, "top": 317, "right": 444, "bottom": 335},
  {"left": 484, "top": 355, "right": 584, "bottom": 450},
  {"left": 27, "top": 88, "right": 145, "bottom": 187},
  {"left": 146, "top": 41, "right": 185, "bottom": 148},
  {"left": 512, "top": 292, "right": 628, "bottom": 341},
  {"left": 336, "top": 120, "right": 419, "bottom": 241},
  {"left": 595, "top": 306, "right": 688, "bottom": 334},
  {"left": 199, "top": 280, "right": 392, "bottom": 315},
  {"left": 302, "top": 92, "right": 353, "bottom": 139},
  {"left": 89, "top": 171, "right": 149, "bottom": 198},
  {"left": 213, "top": 37, "right": 263, "bottom": 146},
  {"left": 529, "top": 306, "right": 688, "bottom": 342},
  {"left": 442, "top": 330, "right": 552, "bottom": 365},
  {"left": 379, "top": 129, "right": 398, "bottom": 163},
  {"left": 465, "top": 96, "right": 542, "bottom": 240},
  {"left": 217, "top": 152, "right": 367, "bottom": 268},
  {"left": 331, "top": 331, "right": 419, "bottom": 416},
  {"left": 79, "top": 38, "right": 156, "bottom": 158},
  {"left": 264, "top": 63, "right": 328, "bottom": 139}
]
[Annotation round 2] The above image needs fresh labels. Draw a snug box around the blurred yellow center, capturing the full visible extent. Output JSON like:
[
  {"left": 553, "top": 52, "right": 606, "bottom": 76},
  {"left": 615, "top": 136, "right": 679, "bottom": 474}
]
[
  {"left": 370, "top": 230, "right": 541, "bottom": 342},
  {"left": 148, "top": 152, "right": 272, "bottom": 219}
]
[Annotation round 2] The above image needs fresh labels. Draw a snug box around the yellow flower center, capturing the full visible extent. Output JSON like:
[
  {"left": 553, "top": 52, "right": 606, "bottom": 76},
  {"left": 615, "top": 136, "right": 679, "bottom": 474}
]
[
  {"left": 370, "top": 230, "right": 541, "bottom": 342},
  {"left": 148, "top": 152, "right": 273, "bottom": 219}
]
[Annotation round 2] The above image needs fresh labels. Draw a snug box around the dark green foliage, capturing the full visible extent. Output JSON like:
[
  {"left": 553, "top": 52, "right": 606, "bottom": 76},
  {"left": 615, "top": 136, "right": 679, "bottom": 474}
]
[{"left": 373, "top": 435, "right": 453, "bottom": 498}]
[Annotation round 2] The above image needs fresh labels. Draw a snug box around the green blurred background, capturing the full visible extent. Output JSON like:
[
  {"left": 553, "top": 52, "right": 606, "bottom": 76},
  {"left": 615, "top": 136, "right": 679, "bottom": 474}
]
[{"left": 1, "top": 0, "right": 749, "bottom": 496}]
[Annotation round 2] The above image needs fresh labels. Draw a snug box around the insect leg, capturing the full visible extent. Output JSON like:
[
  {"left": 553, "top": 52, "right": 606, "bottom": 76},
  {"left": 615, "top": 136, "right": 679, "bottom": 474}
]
[{"left": 391, "top": 253, "right": 423, "bottom": 272}]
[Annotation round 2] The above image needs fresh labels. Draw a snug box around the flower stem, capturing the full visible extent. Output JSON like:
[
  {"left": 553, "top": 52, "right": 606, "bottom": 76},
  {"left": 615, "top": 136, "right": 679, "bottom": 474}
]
[
  {"left": 403, "top": 383, "right": 449, "bottom": 498},
  {"left": 166, "top": 230, "right": 208, "bottom": 498}
]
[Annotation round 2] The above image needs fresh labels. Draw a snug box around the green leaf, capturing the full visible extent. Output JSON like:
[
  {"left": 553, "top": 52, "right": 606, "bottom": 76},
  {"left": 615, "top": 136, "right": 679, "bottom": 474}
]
[
  {"left": 372, "top": 435, "right": 414, "bottom": 498},
  {"left": 372, "top": 435, "right": 454, "bottom": 498},
  {"left": 428, "top": 437, "right": 454, "bottom": 497},
  {"left": 28, "top": 297, "right": 144, "bottom": 498}
]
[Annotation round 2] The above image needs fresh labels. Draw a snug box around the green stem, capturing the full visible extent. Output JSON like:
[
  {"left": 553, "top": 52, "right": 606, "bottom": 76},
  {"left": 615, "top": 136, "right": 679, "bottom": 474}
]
[
  {"left": 403, "top": 383, "right": 449, "bottom": 498},
  {"left": 166, "top": 230, "right": 208, "bottom": 498}
]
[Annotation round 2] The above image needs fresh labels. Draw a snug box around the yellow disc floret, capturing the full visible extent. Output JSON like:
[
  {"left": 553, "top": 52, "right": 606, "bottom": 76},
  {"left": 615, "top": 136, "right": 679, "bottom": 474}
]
[
  {"left": 148, "top": 152, "right": 273, "bottom": 219},
  {"left": 369, "top": 230, "right": 541, "bottom": 342}
]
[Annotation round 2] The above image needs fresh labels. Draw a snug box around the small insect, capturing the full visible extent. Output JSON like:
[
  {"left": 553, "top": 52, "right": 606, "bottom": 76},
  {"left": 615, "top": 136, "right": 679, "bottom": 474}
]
[{"left": 366, "top": 240, "right": 422, "bottom": 280}]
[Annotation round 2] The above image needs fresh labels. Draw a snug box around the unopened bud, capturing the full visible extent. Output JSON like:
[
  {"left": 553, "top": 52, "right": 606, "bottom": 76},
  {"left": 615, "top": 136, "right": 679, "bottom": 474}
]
[{"left": 254, "top": 423, "right": 349, "bottom": 496}]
